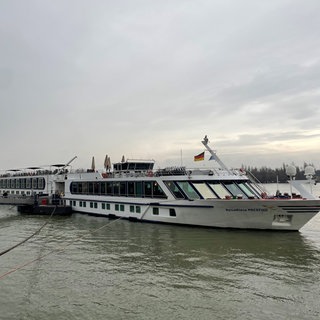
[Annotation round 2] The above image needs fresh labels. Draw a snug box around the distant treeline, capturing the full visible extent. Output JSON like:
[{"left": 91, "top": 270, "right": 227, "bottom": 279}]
[{"left": 242, "top": 164, "right": 320, "bottom": 183}]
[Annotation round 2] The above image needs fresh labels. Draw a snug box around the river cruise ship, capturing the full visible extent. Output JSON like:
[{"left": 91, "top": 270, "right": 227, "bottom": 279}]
[
  {"left": 0, "top": 164, "right": 68, "bottom": 204},
  {"left": 63, "top": 137, "right": 320, "bottom": 230}
]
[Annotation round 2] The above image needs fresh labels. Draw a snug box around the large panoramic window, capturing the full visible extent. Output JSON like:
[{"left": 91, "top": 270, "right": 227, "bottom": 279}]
[
  {"left": 164, "top": 181, "right": 185, "bottom": 199},
  {"left": 176, "top": 181, "right": 200, "bottom": 200},
  {"left": 192, "top": 182, "right": 218, "bottom": 199},
  {"left": 245, "top": 182, "right": 263, "bottom": 198},
  {"left": 237, "top": 182, "right": 258, "bottom": 198},
  {"left": 223, "top": 182, "right": 247, "bottom": 198},
  {"left": 208, "top": 182, "right": 231, "bottom": 199}
]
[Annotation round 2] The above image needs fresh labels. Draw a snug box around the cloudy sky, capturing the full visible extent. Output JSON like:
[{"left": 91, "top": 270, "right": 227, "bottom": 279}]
[{"left": 1, "top": 0, "right": 320, "bottom": 172}]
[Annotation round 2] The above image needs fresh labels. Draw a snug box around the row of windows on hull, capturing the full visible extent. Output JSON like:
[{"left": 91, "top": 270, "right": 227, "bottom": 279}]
[
  {"left": 69, "top": 179, "right": 261, "bottom": 200},
  {"left": 0, "top": 178, "right": 46, "bottom": 190},
  {"left": 69, "top": 200, "right": 176, "bottom": 216}
]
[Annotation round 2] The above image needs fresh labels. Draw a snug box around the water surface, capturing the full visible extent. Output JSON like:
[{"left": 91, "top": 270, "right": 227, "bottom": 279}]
[{"left": 0, "top": 183, "right": 320, "bottom": 319}]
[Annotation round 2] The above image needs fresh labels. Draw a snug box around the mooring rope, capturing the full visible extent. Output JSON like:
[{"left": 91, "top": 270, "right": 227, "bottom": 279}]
[
  {"left": 0, "top": 216, "right": 122, "bottom": 280},
  {"left": 0, "top": 206, "right": 57, "bottom": 257}
]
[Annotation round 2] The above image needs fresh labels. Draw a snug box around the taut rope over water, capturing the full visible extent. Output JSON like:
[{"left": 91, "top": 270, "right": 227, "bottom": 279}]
[
  {"left": 0, "top": 216, "right": 122, "bottom": 280},
  {"left": 0, "top": 206, "right": 57, "bottom": 257}
]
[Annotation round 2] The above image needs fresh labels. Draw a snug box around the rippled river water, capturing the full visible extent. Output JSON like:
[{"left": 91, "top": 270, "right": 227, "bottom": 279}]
[{"left": 0, "top": 184, "right": 320, "bottom": 320}]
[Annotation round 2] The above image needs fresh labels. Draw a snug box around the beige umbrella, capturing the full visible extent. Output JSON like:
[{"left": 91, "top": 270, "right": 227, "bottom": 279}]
[
  {"left": 104, "top": 154, "right": 108, "bottom": 170},
  {"left": 107, "top": 156, "right": 111, "bottom": 171},
  {"left": 91, "top": 156, "right": 95, "bottom": 171}
]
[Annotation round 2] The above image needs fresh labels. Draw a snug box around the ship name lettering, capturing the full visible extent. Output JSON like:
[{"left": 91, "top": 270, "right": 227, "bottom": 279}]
[{"left": 226, "top": 208, "right": 268, "bottom": 212}]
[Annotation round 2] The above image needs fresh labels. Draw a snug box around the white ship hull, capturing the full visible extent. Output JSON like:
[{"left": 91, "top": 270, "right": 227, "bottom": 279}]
[{"left": 66, "top": 195, "right": 320, "bottom": 230}]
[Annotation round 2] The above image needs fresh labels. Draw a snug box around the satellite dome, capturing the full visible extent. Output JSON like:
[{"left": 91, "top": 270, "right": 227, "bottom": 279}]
[
  {"left": 304, "top": 165, "right": 315, "bottom": 177},
  {"left": 286, "top": 165, "right": 296, "bottom": 177}
]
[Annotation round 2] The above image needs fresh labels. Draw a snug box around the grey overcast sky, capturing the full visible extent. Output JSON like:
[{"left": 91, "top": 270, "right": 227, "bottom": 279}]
[{"left": 1, "top": 0, "right": 320, "bottom": 171}]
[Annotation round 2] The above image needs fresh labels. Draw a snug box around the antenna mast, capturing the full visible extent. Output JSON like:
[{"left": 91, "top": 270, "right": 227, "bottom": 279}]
[
  {"left": 201, "top": 136, "right": 231, "bottom": 173},
  {"left": 56, "top": 156, "right": 77, "bottom": 174}
]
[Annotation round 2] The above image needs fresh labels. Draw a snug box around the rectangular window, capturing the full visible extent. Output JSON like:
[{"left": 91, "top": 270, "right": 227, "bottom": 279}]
[
  {"left": 78, "top": 182, "right": 83, "bottom": 194},
  {"left": 80, "top": 201, "right": 83, "bottom": 207},
  {"left": 73, "top": 201, "right": 76, "bottom": 206},
  {"left": 32, "top": 178, "right": 37, "bottom": 189},
  {"left": 106, "top": 182, "right": 113, "bottom": 195},
  {"left": 82, "top": 182, "right": 88, "bottom": 194},
  {"left": 106, "top": 203, "right": 110, "bottom": 210},
  {"left": 128, "top": 182, "right": 135, "bottom": 197},
  {"left": 26, "top": 178, "right": 31, "bottom": 189},
  {"left": 71, "top": 182, "right": 78, "bottom": 194},
  {"left": 88, "top": 182, "right": 94, "bottom": 194},
  {"left": 120, "top": 204, "right": 125, "bottom": 211},
  {"left": 94, "top": 202, "right": 98, "bottom": 209},
  {"left": 115, "top": 204, "right": 119, "bottom": 211},
  {"left": 83, "top": 202, "right": 86, "bottom": 207},
  {"left": 113, "top": 182, "right": 120, "bottom": 196},
  {"left": 152, "top": 182, "right": 166, "bottom": 198},
  {"left": 169, "top": 208, "right": 176, "bottom": 217},
  {"left": 94, "top": 182, "right": 100, "bottom": 195},
  {"left": 102, "top": 203, "right": 105, "bottom": 209},
  {"left": 120, "top": 182, "right": 127, "bottom": 196},
  {"left": 101, "top": 182, "right": 106, "bottom": 195},
  {"left": 153, "top": 207, "right": 159, "bottom": 215},
  {"left": 90, "top": 202, "right": 93, "bottom": 208},
  {"left": 130, "top": 205, "right": 135, "bottom": 213},
  {"left": 144, "top": 181, "right": 152, "bottom": 198},
  {"left": 136, "top": 206, "right": 141, "bottom": 214},
  {"left": 135, "top": 182, "right": 143, "bottom": 197}
]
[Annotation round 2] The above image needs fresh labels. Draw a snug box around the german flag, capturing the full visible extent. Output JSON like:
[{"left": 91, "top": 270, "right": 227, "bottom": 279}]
[{"left": 194, "top": 152, "right": 205, "bottom": 161}]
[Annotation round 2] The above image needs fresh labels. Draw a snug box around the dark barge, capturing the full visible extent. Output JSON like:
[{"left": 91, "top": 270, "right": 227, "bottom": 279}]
[{"left": 17, "top": 195, "right": 73, "bottom": 216}]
